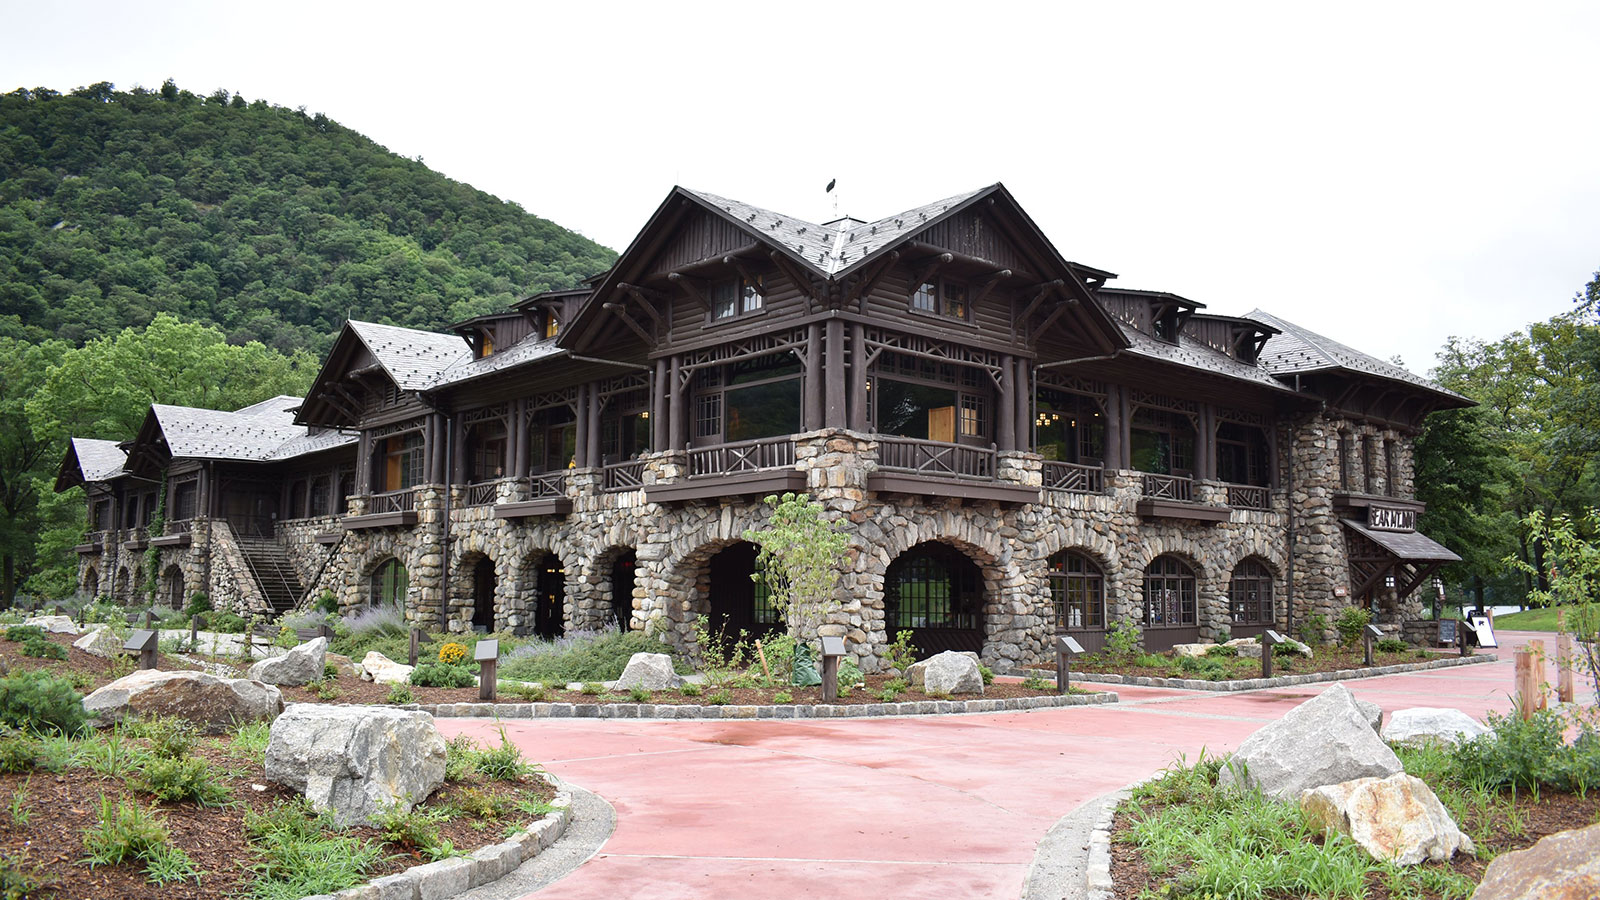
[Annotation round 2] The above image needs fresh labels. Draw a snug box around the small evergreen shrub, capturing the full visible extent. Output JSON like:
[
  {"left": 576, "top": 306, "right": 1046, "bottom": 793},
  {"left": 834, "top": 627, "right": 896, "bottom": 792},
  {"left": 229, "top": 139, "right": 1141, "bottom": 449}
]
[
  {"left": 772, "top": 691, "right": 793, "bottom": 704},
  {"left": 627, "top": 686, "right": 650, "bottom": 702},
  {"left": 183, "top": 591, "right": 213, "bottom": 618},
  {"left": 1105, "top": 619, "right": 1142, "bottom": 656},
  {"left": 384, "top": 684, "right": 415, "bottom": 704},
  {"left": 0, "top": 735, "right": 41, "bottom": 773},
  {"left": 1335, "top": 607, "right": 1371, "bottom": 648},
  {"left": 1204, "top": 644, "right": 1239, "bottom": 658},
  {"left": 1297, "top": 613, "right": 1329, "bottom": 648},
  {"left": 3, "top": 625, "right": 45, "bottom": 642},
  {"left": 0, "top": 670, "right": 88, "bottom": 736},
  {"left": 21, "top": 637, "right": 67, "bottom": 660},
  {"left": 408, "top": 662, "right": 475, "bottom": 688},
  {"left": 1376, "top": 637, "right": 1409, "bottom": 653},
  {"left": 137, "top": 756, "right": 232, "bottom": 805},
  {"left": 1021, "top": 675, "right": 1054, "bottom": 691},
  {"left": 705, "top": 689, "right": 731, "bottom": 706},
  {"left": 679, "top": 682, "right": 702, "bottom": 697},
  {"left": 977, "top": 664, "right": 995, "bottom": 685}
]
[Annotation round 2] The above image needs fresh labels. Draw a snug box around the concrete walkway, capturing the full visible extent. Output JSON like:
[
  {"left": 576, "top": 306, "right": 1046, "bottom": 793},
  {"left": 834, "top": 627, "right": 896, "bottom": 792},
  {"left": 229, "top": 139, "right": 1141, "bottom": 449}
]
[{"left": 439, "top": 632, "right": 1586, "bottom": 900}]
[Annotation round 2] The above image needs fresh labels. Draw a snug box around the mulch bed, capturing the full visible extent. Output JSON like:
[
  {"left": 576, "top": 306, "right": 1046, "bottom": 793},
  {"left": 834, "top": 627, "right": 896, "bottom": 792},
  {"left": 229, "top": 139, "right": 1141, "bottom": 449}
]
[
  {"left": 0, "top": 631, "right": 555, "bottom": 899},
  {"left": 1109, "top": 788, "right": 1600, "bottom": 899},
  {"left": 1027, "top": 645, "right": 1462, "bottom": 682}
]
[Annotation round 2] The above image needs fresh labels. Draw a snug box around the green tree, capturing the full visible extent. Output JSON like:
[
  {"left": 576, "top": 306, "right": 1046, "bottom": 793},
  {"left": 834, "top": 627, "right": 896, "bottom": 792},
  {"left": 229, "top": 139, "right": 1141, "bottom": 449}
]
[
  {"left": 743, "top": 493, "right": 851, "bottom": 643},
  {"left": 0, "top": 337, "right": 67, "bottom": 605},
  {"left": 1507, "top": 509, "right": 1600, "bottom": 700}
]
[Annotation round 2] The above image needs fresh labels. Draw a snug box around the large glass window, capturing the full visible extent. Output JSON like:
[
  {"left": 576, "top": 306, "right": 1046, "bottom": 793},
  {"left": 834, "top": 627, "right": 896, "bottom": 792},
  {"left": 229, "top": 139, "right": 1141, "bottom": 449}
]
[
  {"left": 1035, "top": 389, "right": 1105, "bottom": 463},
  {"left": 1217, "top": 422, "right": 1271, "bottom": 486},
  {"left": 528, "top": 408, "right": 576, "bottom": 472},
  {"left": 871, "top": 353, "right": 990, "bottom": 443},
  {"left": 885, "top": 543, "right": 981, "bottom": 631},
  {"left": 1229, "top": 559, "right": 1274, "bottom": 625},
  {"left": 371, "top": 558, "right": 408, "bottom": 609},
  {"left": 1130, "top": 408, "right": 1195, "bottom": 476},
  {"left": 691, "top": 356, "right": 801, "bottom": 444},
  {"left": 466, "top": 420, "right": 508, "bottom": 483},
  {"left": 1143, "top": 556, "right": 1197, "bottom": 628},
  {"left": 172, "top": 482, "right": 198, "bottom": 521},
  {"left": 309, "top": 476, "right": 330, "bottom": 516},
  {"left": 378, "top": 433, "right": 424, "bottom": 491},
  {"left": 1048, "top": 551, "right": 1104, "bottom": 631}
]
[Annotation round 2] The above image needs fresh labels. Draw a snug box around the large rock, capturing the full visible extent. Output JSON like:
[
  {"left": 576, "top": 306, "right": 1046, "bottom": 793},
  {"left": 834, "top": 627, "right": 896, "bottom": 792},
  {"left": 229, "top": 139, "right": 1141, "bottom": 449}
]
[
  {"left": 612, "top": 652, "right": 682, "bottom": 691},
  {"left": 82, "top": 669, "right": 283, "bottom": 734},
  {"left": 1380, "top": 707, "right": 1489, "bottom": 747},
  {"left": 1218, "top": 684, "right": 1402, "bottom": 798},
  {"left": 1301, "top": 773, "right": 1474, "bottom": 865},
  {"left": 359, "top": 651, "right": 414, "bottom": 685},
  {"left": 1356, "top": 699, "right": 1384, "bottom": 733},
  {"left": 1172, "top": 642, "right": 1210, "bottom": 658},
  {"left": 905, "top": 651, "right": 981, "bottom": 686},
  {"left": 73, "top": 625, "right": 124, "bottom": 658},
  {"left": 1223, "top": 637, "right": 1263, "bottom": 659},
  {"left": 916, "top": 650, "right": 984, "bottom": 695},
  {"left": 265, "top": 704, "right": 448, "bottom": 827},
  {"left": 247, "top": 637, "right": 327, "bottom": 687},
  {"left": 23, "top": 615, "right": 80, "bottom": 634},
  {"left": 325, "top": 652, "right": 360, "bottom": 679},
  {"left": 1473, "top": 821, "right": 1600, "bottom": 900}
]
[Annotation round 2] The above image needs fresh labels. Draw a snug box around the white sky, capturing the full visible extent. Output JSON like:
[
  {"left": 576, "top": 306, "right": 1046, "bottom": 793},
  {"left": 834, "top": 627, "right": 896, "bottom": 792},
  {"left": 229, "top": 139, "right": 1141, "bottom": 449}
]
[{"left": 5, "top": 0, "right": 1596, "bottom": 375}]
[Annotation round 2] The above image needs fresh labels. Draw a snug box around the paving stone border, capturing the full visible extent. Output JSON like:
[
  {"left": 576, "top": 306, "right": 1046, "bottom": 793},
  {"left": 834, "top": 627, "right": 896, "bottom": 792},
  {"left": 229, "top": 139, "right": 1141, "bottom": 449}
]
[
  {"left": 304, "top": 772, "right": 573, "bottom": 900},
  {"left": 412, "top": 690, "right": 1118, "bottom": 720},
  {"left": 1062, "top": 653, "right": 1496, "bottom": 693}
]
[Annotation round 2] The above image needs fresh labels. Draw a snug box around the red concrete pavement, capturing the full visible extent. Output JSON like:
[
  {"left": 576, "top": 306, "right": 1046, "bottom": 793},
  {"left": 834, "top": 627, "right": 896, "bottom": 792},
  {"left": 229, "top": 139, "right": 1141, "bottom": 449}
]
[{"left": 439, "top": 632, "right": 1585, "bottom": 900}]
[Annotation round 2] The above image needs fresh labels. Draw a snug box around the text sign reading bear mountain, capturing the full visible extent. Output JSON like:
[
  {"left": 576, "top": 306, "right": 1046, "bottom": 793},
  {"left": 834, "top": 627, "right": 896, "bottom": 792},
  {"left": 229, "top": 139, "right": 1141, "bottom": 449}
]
[{"left": 1367, "top": 505, "right": 1418, "bottom": 532}]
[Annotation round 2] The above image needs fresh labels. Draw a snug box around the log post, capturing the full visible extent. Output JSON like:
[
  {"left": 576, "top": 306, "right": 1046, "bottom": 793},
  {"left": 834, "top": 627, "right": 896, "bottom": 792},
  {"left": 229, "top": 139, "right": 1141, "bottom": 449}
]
[
  {"left": 1514, "top": 644, "right": 1539, "bottom": 720},
  {"left": 1557, "top": 620, "right": 1575, "bottom": 705}
]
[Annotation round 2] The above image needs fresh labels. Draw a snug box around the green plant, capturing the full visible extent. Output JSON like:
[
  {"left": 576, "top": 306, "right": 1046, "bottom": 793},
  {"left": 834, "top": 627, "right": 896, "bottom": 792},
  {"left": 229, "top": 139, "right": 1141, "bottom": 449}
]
[
  {"left": 1105, "top": 618, "right": 1142, "bottom": 656},
  {"left": 497, "top": 627, "right": 687, "bottom": 685},
  {"left": 474, "top": 726, "right": 534, "bottom": 782},
  {"left": 209, "top": 610, "right": 248, "bottom": 633},
  {"left": 74, "top": 731, "right": 153, "bottom": 779},
  {"left": 385, "top": 683, "right": 415, "bottom": 704},
  {"left": 8, "top": 777, "right": 30, "bottom": 826},
  {"left": 323, "top": 661, "right": 339, "bottom": 679},
  {"left": 230, "top": 720, "right": 272, "bottom": 763},
  {"left": 1021, "top": 675, "right": 1053, "bottom": 691},
  {"left": 138, "top": 755, "right": 233, "bottom": 805},
  {"left": 743, "top": 492, "right": 851, "bottom": 641},
  {"left": 0, "top": 855, "right": 47, "bottom": 897},
  {"left": 141, "top": 841, "right": 201, "bottom": 886},
  {"left": 679, "top": 682, "right": 702, "bottom": 697},
  {"left": 505, "top": 682, "right": 545, "bottom": 702},
  {"left": 409, "top": 661, "right": 476, "bottom": 688},
  {"left": 132, "top": 716, "right": 196, "bottom": 759},
  {"left": 444, "top": 733, "right": 477, "bottom": 782},
  {"left": 772, "top": 691, "right": 793, "bottom": 703},
  {"left": 1454, "top": 708, "right": 1600, "bottom": 794},
  {"left": 877, "top": 687, "right": 900, "bottom": 702},
  {"left": 313, "top": 590, "right": 339, "bottom": 615},
  {"left": 580, "top": 681, "right": 603, "bottom": 695},
  {"left": 884, "top": 677, "right": 908, "bottom": 693},
  {"left": 315, "top": 678, "right": 342, "bottom": 700},
  {"left": 1335, "top": 606, "right": 1372, "bottom": 647},
  {"left": 1204, "top": 644, "right": 1238, "bottom": 658},
  {"left": 21, "top": 636, "right": 67, "bottom": 659},
  {"left": 1297, "top": 612, "right": 1329, "bottom": 648},
  {"left": 3, "top": 625, "right": 45, "bottom": 642},
  {"left": 81, "top": 793, "right": 171, "bottom": 867},
  {"left": 705, "top": 689, "right": 732, "bottom": 706},
  {"left": 883, "top": 629, "right": 919, "bottom": 675},
  {"left": 245, "top": 798, "right": 384, "bottom": 900},
  {"left": 837, "top": 657, "right": 864, "bottom": 688},
  {"left": 1376, "top": 636, "right": 1409, "bottom": 653},
  {"left": 0, "top": 670, "right": 88, "bottom": 736},
  {"left": 374, "top": 803, "right": 456, "bottom": 860},
  {"left": 448, "top": 786, "right": 509, "bottom": 819},
  {"left": 977, "top": 663, "right": 995, "bottom": 685},
  {"left": 628, "top": 686, "right": 651, "bottom": 702},
  {"left": 438, "top": 641, "right": 469, "bottom": 665},
  {"left": 0, "top": 736, "right": 40, "bottom": 773}
]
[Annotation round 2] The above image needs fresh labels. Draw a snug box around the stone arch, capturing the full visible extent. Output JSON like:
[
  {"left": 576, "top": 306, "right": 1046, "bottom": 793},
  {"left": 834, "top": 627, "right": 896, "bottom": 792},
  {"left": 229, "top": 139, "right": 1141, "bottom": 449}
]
[
  {"left": 448, "top": 546, "right": 506, "bottom": 632},
  {"left": 162, "top": 564, "right": 185, "bottom": 609},
  {"left": 364, "top": 555, "right": 410, "bottom": 611},
  {"left": 83, "top": 565, "right": 99, "bottom": 599},
  {"left": 1138, "top": 552, "right": 1204, "bottom": 651},
  {"left": 1224, "top": 554, "right": 1280, "bottom": 638},
  {"left": 661, "top": 535, "right": 754, "bottom": 657},
  {"left": 112, "top": 566, "right": 131, "bottom": 601},
  {"left": 1043, "top": 546, "right": 1114, "bottom": 653},
  {"left": 651, "top": 506, "right": 776, "bottom": 652},
  {"left": 585, "top": 544, "right": 637, "bottom": 634},
  {"left": 883, "top": 540, "right": 991, "bottom": 659},
  {"left": 516, "top": 547, "right": 568, "bottom": 639}
]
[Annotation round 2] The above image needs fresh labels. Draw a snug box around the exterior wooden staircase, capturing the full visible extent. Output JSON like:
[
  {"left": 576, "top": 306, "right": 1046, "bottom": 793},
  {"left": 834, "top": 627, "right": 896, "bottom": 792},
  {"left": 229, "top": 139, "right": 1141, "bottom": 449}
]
[{"left": 235, "top": 537, "right": 304, "bottom": 615}]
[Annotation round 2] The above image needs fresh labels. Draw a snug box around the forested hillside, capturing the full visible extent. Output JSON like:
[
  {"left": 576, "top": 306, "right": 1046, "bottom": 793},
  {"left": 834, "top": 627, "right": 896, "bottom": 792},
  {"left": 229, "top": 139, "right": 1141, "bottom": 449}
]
[{"left": 0, "top": 80, "right": 616, "bottom": 353}]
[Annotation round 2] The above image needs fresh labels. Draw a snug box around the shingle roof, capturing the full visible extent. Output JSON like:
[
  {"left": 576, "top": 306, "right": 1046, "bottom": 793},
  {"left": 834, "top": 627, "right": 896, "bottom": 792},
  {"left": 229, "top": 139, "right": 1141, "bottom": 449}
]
[
  {"left": 1116, "top": 323, "right": 1298, "bottom": 393},
  {"left": 1250, "top": 310, "right": 1468, "bottom": 401},
  {"left": 347, "top": 320, "right": 472, "bottom": 391},
  {"left": 70, "top": 438, "right": 127, "bottom": 481},
  {"left": 680, "top": 186, "right": 990, "bottom": 277},
  {"left": 149, "top": 398, "right": 355, "bottom": 463},
  {"left": 433, "top": 333, "right": 567, "bottom": 388}
]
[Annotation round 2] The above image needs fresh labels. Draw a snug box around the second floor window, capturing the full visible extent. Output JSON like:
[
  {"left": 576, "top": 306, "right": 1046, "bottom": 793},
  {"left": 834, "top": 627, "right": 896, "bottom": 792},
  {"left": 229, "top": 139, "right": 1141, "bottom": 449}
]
[
  {"left": 712, "top": 275, "right": 764, "bottom": 320},
  {"left": 912, "top": 278, "right": 969, "bottom": 321}
]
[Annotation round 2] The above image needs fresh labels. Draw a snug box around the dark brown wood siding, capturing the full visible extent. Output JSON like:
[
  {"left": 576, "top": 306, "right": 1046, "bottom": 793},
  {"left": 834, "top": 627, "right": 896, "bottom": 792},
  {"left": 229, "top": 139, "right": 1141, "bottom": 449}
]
[
  {"left": 646, "top": 212, "right": 756, "bottom": 276},
  {"left": 909, "top": 210, "right": 1033, "bottom": 273}
]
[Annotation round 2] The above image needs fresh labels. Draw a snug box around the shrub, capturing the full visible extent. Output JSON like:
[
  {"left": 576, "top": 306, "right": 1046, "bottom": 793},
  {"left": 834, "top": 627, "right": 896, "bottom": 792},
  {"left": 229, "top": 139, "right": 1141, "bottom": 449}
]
[
  {"left": 1106, "top": 619, "right": 1142, "bottom": 656},
  {"left": 409, "top": 662, "right": 475, "bottom": 688},
  {"left": 1376, "top": 637, "right": 1409, "bottom": 653},
  {"left": 315, "top": 679, "right": 341, "bottom": 700},
  {"left": 245, "top": 798, "right": 384, "bottom": 900},
  {"left": 705, "top": 689, "right": 731, "bottom": 706},
  {"left": 0, "top": 735, "right": 40, "bottom": 773},
  {"left": 21, "top": 637, "right": 67, "bottom": 660},
  {"left": 876, "top": 687, "right": 900, "bottom": 702},
  {"left": 883, "top": 629, "right": 919, "bottom": 675},
  {"left": 679, "top": 682, "right": 702, "bottom": 697},
  {"left": 474, "top": 727, "right": 533, "bottom": 782},
  {"left": 1334, "top": 607, "right": 1372, "bottom": 648},
  {"left": 125, "top": 716, "right": 195, "bottom": 760},
  {"left": 183, "top": 592, "right": 213, "bottom": 618},
  {"left": 81, "top": 793, "right": 170, "bottom": 868},
  {"left": 1454, "top": 709, "right": 1600, "bottom": 793},
  {"left": 0, "top": 670, "right": 88, "bottom": 736},
  {"left": 3, "top": 625, "right": 45, "bottom": 642},
  {"left": 137, "top": 756, "right": 232, "bottom": 805},
  {"left": 80, "top": 600, "right": 126, "bottom": 625},
  {"left": 628, "top": 686, "right": 650, "bottom": 702},
  {"left": 385, "top": 684, "right": 415, "bottom": 704},
  {"left": 1021, "top": 675, "right": 1053, "bottom": 691},
  {"left": 209, "top": 611, "right": 249, "bottom": 633},
  {"left": 374, "top": 804, "right": 455, "bottom": 860},
  {"left": 438, "top": 642, "right": 468, "bottom": 665},
  {"left": 580, "top": 682, "right": 602, "bottom": 695},
  {"left": 1297, "top": 613, "right": 1329, "bottom": 648},
  {"left": 1204, "top": 644, "right": 1239, "bottom": 658},
  {"left": 504, "top": 682, "right": 545, "bottom": 702},
  {"left": 837, "top": 657, "right": 864, "bottom": 688},
  {"left": 772, "top": 691, "right": 793, "bottom": 703},
  {"left": 313, "top": 590, "right": 339, "bottom": 615},
  {"left": 0, "top": 856, "right": 46, "bottom": 896},
  {"left": 977, "top": 664, "right": 995, "bottom": 685},
  {"left": 444, "top": 734, "right": 477, "bottom": 782},
  {"left": 499, "top": 626, "right": 688, "bottom": 684}
]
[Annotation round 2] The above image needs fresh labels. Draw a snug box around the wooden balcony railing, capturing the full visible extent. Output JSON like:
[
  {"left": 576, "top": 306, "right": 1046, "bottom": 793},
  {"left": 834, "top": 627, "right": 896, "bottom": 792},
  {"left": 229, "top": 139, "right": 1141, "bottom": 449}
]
[
  {"left": 1041, "top": 460, "right": 1105, "bottom": 494},
  {"left": 462, "top": 480, "right": 501, "bottom": 507},
  {"left": 1141, "top": 473, "right": 1193, "bottom": 502},
  {"left": 603, "top": 459, "right": 647, "bottom": 492},
  {"left": 877, "top": 437, "right": 996, "bottom": 479},
  {"left": 367, "top": 488, "right": 417, "bottom": 514},
  {"left": 526, "top": 471, "right": 569, "bottom": 499},
  {"left": 688, "top": 437, "right": 797, "bottom": 478},
  {"left": 1226, "top": 483, "right": 1272, "bottom": 510}
]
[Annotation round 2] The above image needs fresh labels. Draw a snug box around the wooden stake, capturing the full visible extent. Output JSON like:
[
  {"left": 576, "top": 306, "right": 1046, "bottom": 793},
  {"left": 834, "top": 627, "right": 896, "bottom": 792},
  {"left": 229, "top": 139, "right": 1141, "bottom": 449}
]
[
  {"left": 1557, "top": 632, "right": 1576, "bottom": 704},
  {"left": 755, "top": 640, "right": 771, "bottom": 680},
  {"left": 1514, "top": 646, "right": 1538, "bottom": 720},
  {"left": 1529, "top": 639, "right": 1548, "bottom": 713}
]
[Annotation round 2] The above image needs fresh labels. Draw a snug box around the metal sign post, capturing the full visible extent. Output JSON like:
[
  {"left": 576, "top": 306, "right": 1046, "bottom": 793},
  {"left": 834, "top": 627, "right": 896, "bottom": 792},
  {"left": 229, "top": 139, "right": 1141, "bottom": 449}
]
[
  {"left": 1056, "top": 635, "right": 1084, "bottom": 695},
  {"left": 819, "top": 636, "right": 846, "bottom": 703},
  {"left": 1363, "top": 624, "right": 1384, "bottom": 667},
  {"left": 124, "top": 629, "right": 158, "bottom": 671},
  {"left": 1262, "top": 630, "right": 1285, "bottom": 679},
  {"left": 475, "top": 639, "right": 499, "bottom": 702}
]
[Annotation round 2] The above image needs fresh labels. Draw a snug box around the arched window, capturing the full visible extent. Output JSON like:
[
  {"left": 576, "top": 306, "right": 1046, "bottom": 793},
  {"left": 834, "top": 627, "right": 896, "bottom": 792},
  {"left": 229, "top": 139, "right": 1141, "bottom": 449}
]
[
  {"left": 1048, "top": 552, "right": 1104, "bottom": 631},
  {"left": 885, "top": 543, "right": 984, "bottom": 654},
  {"left": 371, "top": 558, "right": 408, "bottom": 608},
  {"left": 1143, "top": 556, "right": 1196, "bottom": 628},
  {"left": 1229, "top": 559, "right": 1274, "bottom": 625}
]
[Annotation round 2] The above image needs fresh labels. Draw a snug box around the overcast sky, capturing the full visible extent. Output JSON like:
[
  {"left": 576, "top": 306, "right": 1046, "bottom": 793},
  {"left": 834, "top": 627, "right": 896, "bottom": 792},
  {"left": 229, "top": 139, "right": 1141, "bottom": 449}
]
[{"left": 5, "top": 1, "right": 1596, "bottom": 375}]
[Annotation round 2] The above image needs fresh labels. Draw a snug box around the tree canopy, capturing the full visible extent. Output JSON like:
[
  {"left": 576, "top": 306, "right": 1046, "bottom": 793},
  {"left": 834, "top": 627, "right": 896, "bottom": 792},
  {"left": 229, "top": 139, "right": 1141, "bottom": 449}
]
[{"left": 0, "top": 80, "right": 617, "bottom": 355}]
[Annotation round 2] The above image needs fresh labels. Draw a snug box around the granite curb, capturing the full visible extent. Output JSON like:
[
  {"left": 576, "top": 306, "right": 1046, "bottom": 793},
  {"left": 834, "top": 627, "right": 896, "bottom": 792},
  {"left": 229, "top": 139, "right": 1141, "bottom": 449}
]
[
  {"left": 1058, "top": 652, "right": 1495, "bottom": 692},
  {"left": 411, "top": 690, "right": 1118, "bottom": 720},
  {"left": 300, "top": 771, "right": 574, "bottom": 900}
]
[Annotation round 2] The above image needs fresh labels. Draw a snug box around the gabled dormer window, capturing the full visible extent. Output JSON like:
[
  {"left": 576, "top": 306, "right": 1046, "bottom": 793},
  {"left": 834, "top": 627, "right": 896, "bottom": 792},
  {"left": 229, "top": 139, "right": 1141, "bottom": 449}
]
[
  {"left": 543, "top": 312, "right": 560, "bottom": 339},
  {"left": 911, "top": 278, "right": 969, "bottom": 321},
  {"left": 711, "top": 275, "right": 764, "bottom": 320},
  {"left": 474, "top": 329, "right": 495, "bottom": 359},
  {"left": 1153, "top": 308, "right": 1182, "bottom": 343}
]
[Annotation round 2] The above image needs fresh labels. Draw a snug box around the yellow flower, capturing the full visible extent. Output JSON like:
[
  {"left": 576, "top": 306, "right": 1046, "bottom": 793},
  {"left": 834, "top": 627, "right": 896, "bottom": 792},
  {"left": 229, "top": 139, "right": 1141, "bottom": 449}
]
[{"left": 438, "top": 642, "right": 468, "bottom": 665}]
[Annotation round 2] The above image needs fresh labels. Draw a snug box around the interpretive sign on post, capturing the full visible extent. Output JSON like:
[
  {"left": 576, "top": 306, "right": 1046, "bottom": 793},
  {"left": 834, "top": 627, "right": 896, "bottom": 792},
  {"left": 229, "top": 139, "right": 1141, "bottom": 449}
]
[
  {"left": 475, "top": 639, "right": 499, "bottom": 702},
  {"left": 819, "top": 636, "right": 846, "bottom": 703},
  {"left": 1056, "top": 635, "right": 1084, "bottom": 695},
  {"left": 1262, "top": 630, "right": 1286, "bottom": 679},
  {"left": 124, "top": 629, "right": 158, "bottom": 670}
]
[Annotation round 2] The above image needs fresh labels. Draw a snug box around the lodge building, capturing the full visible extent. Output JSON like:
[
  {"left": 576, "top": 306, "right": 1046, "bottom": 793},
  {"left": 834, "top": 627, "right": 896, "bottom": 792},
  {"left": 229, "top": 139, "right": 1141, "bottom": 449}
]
[{"left": 56, "top": 183, "right": 1468, "bottom": 671}]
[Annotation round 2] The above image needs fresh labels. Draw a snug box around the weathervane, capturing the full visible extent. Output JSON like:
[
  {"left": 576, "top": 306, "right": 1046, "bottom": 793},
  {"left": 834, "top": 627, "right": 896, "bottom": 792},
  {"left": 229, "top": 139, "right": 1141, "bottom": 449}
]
[{"left": 826, "top": 178, "right": 838, "bottom": 219}]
